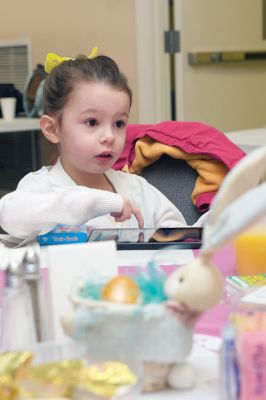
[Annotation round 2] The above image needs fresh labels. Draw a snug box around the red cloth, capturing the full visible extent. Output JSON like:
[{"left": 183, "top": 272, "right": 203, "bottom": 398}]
[
  {"left": 196, "top": 192, "right": 216, "bottom": 213},
  {"left": 113, "top": 121, "right": 245, "bottom": 171}
]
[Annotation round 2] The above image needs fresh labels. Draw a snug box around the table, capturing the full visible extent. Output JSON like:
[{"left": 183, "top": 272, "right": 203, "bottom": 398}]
[
  {"left": 0, "top": 118, "right": 40, "bottom": 132},
  {"left": 225, "top": 127, "right": 266, "bottom": 149},
  {"left": 0, "top": 117, "right": 41, "bottom": 170},
  {"left": 0, "top": 242, "right": 234, "bottom": 400}
]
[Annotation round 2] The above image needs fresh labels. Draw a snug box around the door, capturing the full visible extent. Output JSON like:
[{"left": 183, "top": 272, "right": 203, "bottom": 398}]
[{"left": 173, "top": 0, "right": 266, "bottom": 131}]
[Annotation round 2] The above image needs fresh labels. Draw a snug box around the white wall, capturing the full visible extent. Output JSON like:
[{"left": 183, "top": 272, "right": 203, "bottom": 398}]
[{"left": 1, "top": 0, "right": 139, "bottom": 122}]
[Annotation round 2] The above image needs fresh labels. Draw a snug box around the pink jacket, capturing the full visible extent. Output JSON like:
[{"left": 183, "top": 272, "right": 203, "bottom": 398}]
[{"left": 114, "top": 121, "right": 245, "bottom": 170}]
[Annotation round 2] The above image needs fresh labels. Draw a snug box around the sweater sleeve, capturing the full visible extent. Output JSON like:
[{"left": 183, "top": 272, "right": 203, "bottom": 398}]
[{"left": 0, "top": 173, "right": 123, "bottom": 238}]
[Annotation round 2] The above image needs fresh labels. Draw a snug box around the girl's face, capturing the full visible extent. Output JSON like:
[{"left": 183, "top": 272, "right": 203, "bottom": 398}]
[{"left": 54, "top": 81, "right": 130, "bottom": 181}]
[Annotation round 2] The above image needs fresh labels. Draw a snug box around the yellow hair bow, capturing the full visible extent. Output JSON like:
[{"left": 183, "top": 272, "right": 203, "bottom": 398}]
[{"left": 44, "top": 46, "right": 98, "bottom": 74}]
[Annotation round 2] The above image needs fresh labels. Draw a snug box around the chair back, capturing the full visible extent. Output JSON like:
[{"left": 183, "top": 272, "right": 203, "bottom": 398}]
[{"left": 141, "top": 155, "right": 202, "bottom": 225}]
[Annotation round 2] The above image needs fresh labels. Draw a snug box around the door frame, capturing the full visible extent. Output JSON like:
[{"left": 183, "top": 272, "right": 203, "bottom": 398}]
[{"left": 134, "top": 0, "right": 171, "bottom": 123}]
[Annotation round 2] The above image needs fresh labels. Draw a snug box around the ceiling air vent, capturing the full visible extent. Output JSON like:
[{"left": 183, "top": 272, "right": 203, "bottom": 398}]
[{"left": 0, "top": 39, "right": 30, "bottom": 92}]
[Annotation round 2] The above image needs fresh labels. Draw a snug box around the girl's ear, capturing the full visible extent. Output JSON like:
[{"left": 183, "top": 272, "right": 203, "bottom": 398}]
[{"left": 40, "top": 115, "right": 60, "bottom": 144}]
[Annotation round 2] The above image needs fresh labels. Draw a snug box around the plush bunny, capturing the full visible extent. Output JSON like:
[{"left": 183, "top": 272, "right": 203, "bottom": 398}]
[{"left": 157, "top": 256, "right": 223, "bottom": 389}]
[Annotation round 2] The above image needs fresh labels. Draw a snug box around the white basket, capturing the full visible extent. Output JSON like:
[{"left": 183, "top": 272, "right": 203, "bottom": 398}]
[{"left": 63, "top": 294, "right": 194, "bottom": 393}]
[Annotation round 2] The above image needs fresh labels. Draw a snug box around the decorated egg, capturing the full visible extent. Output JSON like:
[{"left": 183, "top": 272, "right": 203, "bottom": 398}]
[{"left": 101, "top": 276, "right": 140, "bottom": 304}]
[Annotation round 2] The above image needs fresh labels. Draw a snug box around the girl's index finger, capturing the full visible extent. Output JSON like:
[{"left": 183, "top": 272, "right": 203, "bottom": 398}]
[{"left": 133, "top": 207, "right": 144, "bottom": 228}]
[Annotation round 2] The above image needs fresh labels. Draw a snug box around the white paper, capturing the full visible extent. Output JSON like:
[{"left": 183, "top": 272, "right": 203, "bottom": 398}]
[
  {"left": 43, "top": 241, "right": 118, "bottom": 341},
  {"left": 193, "top": 333, "right": 222, "bottom": 352},
  {"left": 240, "top": 285, "right": 266, "bottom": 305},
  {"left": 117, "top": 249, "right": 194, "bottom": 267}
]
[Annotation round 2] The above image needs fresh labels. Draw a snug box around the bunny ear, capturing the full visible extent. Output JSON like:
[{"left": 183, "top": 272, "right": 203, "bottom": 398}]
[
  {"left": 202, "top": 182, "right": 266, "bottom": 253},
  {"left": 202, "top": 147, "right": 266, "bottom": 255},
  {"left": 207, "top": 147, "right": 266, "bottom": 224}
]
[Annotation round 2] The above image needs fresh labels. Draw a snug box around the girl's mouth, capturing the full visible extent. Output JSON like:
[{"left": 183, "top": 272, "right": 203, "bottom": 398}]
[{"left": 95, "top": 151, "right": 113, "bottom": 161}]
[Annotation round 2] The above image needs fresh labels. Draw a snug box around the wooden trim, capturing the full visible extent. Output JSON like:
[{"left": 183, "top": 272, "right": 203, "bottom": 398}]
[
  {"left": 173, "top": 0, "right": 184, "bottom": 120},
  {"left": 135, "top": 0, "right": 170, "bottom": 123}
]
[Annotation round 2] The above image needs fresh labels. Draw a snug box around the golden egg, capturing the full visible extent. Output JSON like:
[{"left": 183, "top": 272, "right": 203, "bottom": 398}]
[{"left": 101, "top": 276, "right": 140, "bottom": 304}]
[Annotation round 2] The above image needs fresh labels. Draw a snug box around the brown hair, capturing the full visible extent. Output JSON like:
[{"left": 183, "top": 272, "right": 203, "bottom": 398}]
[{"left": 43, "top": 55, "right": 132, "bottom": 117}]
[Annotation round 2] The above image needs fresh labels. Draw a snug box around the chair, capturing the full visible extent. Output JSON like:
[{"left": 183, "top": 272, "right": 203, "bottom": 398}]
[{"left": 140, "top": 155, "right": 203, "bottom": 225}]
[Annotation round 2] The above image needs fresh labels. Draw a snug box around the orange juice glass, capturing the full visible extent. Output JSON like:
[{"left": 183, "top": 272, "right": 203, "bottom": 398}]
[{"left": 234, "top": 224, "right": 266, "bottom": 275}]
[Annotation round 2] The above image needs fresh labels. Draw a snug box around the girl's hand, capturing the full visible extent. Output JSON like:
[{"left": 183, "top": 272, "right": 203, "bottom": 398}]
[
  {"left": 111, "top": 197, "right": 144, "bottom": 228},
  {"left": 164, "top": 299, "right": 202, "bottom": 330}
]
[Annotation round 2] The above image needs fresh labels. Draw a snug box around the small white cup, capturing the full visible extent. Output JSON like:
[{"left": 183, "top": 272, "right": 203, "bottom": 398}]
[{"left": 0, "top": 97, "right": 16, "bottom": 121}]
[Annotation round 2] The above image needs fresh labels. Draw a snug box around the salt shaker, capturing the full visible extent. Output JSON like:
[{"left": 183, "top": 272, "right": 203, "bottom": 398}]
[
  {"left": 0, "top": 259, "right": 37, "bottom": 351},
  {"left": 22, "top": 246, "right": 54, "bottom": 342}
]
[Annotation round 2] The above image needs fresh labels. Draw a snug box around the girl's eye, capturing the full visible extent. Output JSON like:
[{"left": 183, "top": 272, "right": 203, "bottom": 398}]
[
  {"left": 115, "top": 120, "right": 125, "bottom": 128},
  {"left": 86, "top": 119, "right": 98, "bottom": 127}
]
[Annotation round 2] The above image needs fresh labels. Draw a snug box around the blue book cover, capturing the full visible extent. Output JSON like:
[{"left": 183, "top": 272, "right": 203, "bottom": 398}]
[{"left": 38, "top": 224, "right": 88, "bottom": 246}]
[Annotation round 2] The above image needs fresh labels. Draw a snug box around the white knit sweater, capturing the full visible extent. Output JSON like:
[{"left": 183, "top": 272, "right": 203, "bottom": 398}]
[{"left": 0, "top": 159, "right": 190, "bottom": 238}]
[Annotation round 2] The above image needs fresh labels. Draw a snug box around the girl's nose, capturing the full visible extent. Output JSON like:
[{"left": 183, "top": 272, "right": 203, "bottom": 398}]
[{"left": 100, "top": 127, "right": 115, "bottom": 143}]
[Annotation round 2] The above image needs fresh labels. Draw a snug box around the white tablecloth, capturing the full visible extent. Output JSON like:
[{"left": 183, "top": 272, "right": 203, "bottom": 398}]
[{"left": 138, "top": 334, "right": 222, "bottom": 400}]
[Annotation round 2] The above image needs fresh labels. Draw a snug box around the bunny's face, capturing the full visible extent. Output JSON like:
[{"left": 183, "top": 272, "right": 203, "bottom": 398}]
[{"left": 164, "top": 257, "right": 223, "bottom": 312}]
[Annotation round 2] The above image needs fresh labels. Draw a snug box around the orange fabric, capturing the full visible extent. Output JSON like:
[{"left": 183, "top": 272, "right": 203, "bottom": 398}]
[{"left": 124, "top": 136, "right": 228, "bottom": 205}]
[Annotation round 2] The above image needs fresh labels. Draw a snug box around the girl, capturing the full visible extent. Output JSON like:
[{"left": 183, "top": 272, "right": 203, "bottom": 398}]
[
  {"left": 0, "top": 48, "right": 197, "bottom": 239},
  {"left": 0, "top": 48, "right": 203, "bottom": 332}
]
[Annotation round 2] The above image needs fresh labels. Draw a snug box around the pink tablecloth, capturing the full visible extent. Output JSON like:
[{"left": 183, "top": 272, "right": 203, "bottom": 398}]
[
  {"left": 195, "top": 243, "right": 237, "bottom": 336},
  {"left": 119, "top": 243, "right": 237, "bottom": 337}
]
